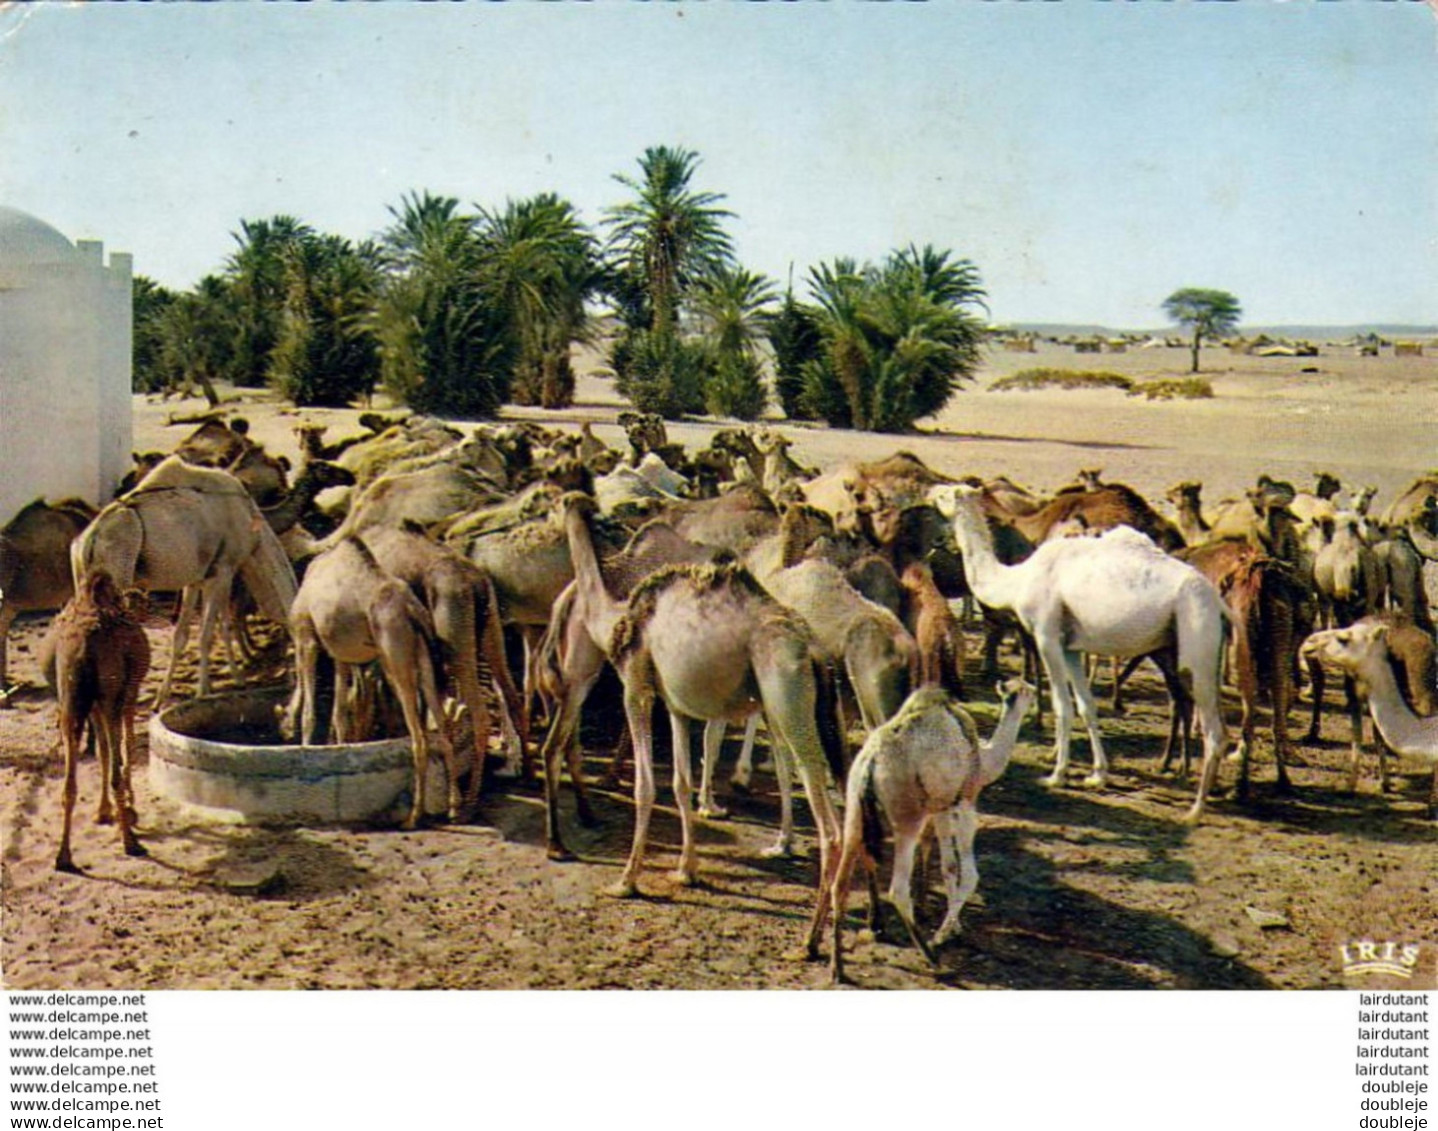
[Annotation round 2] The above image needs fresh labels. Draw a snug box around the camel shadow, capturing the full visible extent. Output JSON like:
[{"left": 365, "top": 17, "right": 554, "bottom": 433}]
[{"left": 917, "top": 831, "right": 1272, "bottom": 990}]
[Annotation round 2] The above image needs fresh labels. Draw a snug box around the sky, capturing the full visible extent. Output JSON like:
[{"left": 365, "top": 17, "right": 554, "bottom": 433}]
[{"left": 1, "top": 2, "right": 1434, "bottom": 329}]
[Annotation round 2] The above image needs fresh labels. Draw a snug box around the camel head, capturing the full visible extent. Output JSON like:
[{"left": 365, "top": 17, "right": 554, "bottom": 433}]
[
  {"left": 926, "top": 483, "right": 983, "bottom": 521},
  {"left": 1166, "top": 480, "right": 1202, "bottom": 509},
  {"left": 557, "top": 491, "right": 600, "bottom": 522},
  {"left": 996, "top": 676, "right": 1038, "bottom": 716},
  {"left": 1314, "top": 471, "right": 1342, "bottom": 500},
  {"left": 1300, "top": 622, "right": 1390, "bottom": 679},
  {"left": 1075, "top": 467, "right": 1105, "bottom": 491},
  {"left": 306, "top": 460, "right": 357, "bottom": 492},
  {"left": 753, "top": 428, "right": 792, "bottom": 455}
]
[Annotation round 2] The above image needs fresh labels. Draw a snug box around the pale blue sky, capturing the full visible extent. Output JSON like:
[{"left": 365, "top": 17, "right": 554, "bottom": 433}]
[{"left": 2, "top": 2, "right": 1434, "bottom": 327}]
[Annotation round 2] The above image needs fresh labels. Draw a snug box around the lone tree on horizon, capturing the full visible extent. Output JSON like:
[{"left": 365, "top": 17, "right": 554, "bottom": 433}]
[{"left": 1162, "top": 287, "right": 1242, "bottom": 373}]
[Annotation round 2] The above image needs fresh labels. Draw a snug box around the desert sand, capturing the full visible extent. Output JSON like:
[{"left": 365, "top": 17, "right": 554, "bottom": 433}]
[{"left": 2, "top": 341, "right": 1434, "bottom": 991}]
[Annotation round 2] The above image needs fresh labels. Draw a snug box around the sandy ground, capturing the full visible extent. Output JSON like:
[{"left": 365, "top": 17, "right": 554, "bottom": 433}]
[{"left": 2, "top": 341, "right": 1435, "bottom": 991}]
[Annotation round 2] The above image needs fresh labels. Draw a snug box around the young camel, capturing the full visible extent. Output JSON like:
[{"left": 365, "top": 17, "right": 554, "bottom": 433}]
[
  {"left": 931, "top": 485, "right": 1229, "bottom": 823},
  {"left": 825, "top": 679, "right": 1036, "bottom": 984},
  {"left": 604, "top": 561, "right": 847, "bottom": 958},
  {"left": 49, "top": 571, "right": 151, "bottom": 872},
  {"left": 899, "top": 560, "right": 966, "bottom": 698},
  {"left": 288, "top": 537, "right": 456, "bottom": 830}
]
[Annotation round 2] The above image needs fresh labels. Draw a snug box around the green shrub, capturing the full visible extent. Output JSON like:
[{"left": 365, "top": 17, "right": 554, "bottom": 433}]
[{"left": 704, "top": 352, "right": 768, "bottom": 421}]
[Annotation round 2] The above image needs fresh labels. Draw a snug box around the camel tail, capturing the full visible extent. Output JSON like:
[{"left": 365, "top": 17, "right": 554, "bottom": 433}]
[{"left": 812, "top": 657, "right": 848, "bottom": 787}]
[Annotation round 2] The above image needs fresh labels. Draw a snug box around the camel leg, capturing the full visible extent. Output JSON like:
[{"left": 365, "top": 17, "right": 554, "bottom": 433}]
[
  {"left": 1036, "top": 638, "right": 1076, "bottom": 787},
  {"left": 1344, "top": 676, "right": 1365, "bottom": 794},
  {"left": 757, "top": 651, "right": 840, "bottom": 961},
  {"left": 697, "top": 719, "right": 730, "bottom": 819},
  {"left": 331, "top": 662, "right": 352, "bottom": 743},
  {"left": 886, "top": 821, "right": 938, "bottom": 967},
  {"left": 193, "top": 576, "right": 231, "bottom": 699},
  {"left": 828, "top": 799, "right": 868, "bottom": 984},
  {"left": 294, "top": 623, "right": 321, "bottom": 747},
  {"left": 93, "top": 704, "right": 116, "bottom": 826},
  {"left": 55, "top": 709, "right": 83, "bottom": 874},
  {"left": 104, "top": 715, "right": 144, "bottom": 858},
  {"left": 1061, "top": 648, "right": 1109, "bottom": 787},
  {"left": 729, "top": 714, "right": 761, "bottom": 791},
  {"left": 931, "top": 797, "right": 979, "bottom": 947},
  {"left": 1303, "top": 656, "right": 1325, "bottom": 744},
  {"left": 0, "top": 602, "right": 17, "bottom": 699},
  {"left": 760, "top": 735, "right": 796, "bottom": 859},
  {"left": 1184, "top": 688, "right": 1230, "bottom": 825},
  {"left": 158, "top": 587, "right": 202, "bottom": 705},
  {"left": 669, "top": 713, "right": 700, "bottom": 886},
  {"left": 486, "top": 611, "right": 529, "bottom": 781},
  {"left": 609, "top": 661, "right": 656, "bottom": 899},
  {"left": 538, "top": 627, "right": 604, "bottom": 860}
]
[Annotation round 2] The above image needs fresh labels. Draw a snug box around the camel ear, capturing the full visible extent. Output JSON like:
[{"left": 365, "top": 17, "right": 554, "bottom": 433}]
[{"left": 1370, "top": 624, "right": 1389, "bottom": 645}]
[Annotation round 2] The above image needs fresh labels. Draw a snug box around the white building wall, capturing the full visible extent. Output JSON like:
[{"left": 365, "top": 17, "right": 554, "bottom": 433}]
[{"left": 0, "top": 220, "right": 132, "bottom": 526}]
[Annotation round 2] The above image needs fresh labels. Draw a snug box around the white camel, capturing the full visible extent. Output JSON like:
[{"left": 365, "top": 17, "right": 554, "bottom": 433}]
[{"left": 930, "top": 484, "right": 1230, "bottom": 822}]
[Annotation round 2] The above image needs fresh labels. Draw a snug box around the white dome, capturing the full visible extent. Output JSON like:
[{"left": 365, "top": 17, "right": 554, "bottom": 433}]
[{"left": 0, "top": 206, "right": 79, "bottom": 266}]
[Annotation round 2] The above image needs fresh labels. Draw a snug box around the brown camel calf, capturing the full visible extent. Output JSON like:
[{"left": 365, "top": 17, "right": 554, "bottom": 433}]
[{"left": 48, "top": 571, "right": 151, "bottom": 872}]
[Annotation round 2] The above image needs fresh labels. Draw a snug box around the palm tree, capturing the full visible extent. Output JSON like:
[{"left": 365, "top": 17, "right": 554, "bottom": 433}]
[
  {"left": 605, "top": 145, "right": 735, "bottom": 335},
  {"left": 155, "top": 275, "right": 237, "bottom": 407},
  {"left": 691, "top": 266, "right": 777, "bottom": 419},
  {"left": 271, "top": 235, "right": 382, "bottom": 407},
  {"left": 800, "top": 246, "right": 987, "bottom": 432},
  {"left": 132, "top": 275, "right": 176, "bottom": 394},
  {"left": 477, "top": 193, "right": 603, "bottom": 408},
  {"left": 373, "top": 191, "right": 512, "bottom": 418},
  {"left": 226, "top": 215, "right": 315, "bottom": 387}
]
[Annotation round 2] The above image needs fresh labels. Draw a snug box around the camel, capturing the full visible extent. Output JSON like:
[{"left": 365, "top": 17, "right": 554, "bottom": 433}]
[
  {"left": 1313, "top": 513, "right": 1381, "bottom": 629},
  {"left": 899, "top": 561, "right": 965, "bottom": 699},
  {"left": 1165, "top": 481, "right": 1212, "bottom": 548},
  {"left": 1, "top": 497, "right": 97, "bottom": 699},
  {"left": 1287, "top": 472, "right": 1343, "bottom": 532},
  {"left": 824, "top": 679, "right": 1036, "bottom": 984},
  {"left": 1175, "top": 539, "right": 1302, "bottom": 798},
  {"left": 534, "top": 494, "right": 726, "bottom": 859},
  {"left": 1380, "top": 474, "right": 1438, "bottom": 560},
  {"left": 338, "top": 463, "right": 504, "bottom": 538},
  {"left": 931, "top": 485, "right": 1229, "bottom": 822},
  {"left": 360, "top": 523, "right": 526, "bottom": 818},
  {"left": 1302, "top": 612, "right": 1437, "bottom": 802},
  {"left": 982, "top": 480, "right": 1186, "bottom": 552},
  {"left": 71, "top": 457, "right": 298, "bottom": 702},
  {"left": 1301, "top": 620, "right": 1438, "bottom": 790},
  {"left": 603, "top": 560, "right": 847, "bottom": 957},
  {"left": 756, "top": 553, "right": 917, "bottom": 735},
  {"left": 260, "top": 458, "right": 355, "bottom": 540},
  {"left": 288, "top": 536, "right": 456, "bottom": 829},
  {"left": 616, "top": 411, "right": 668, "bottom": 467},
  {"left": 48, "top": 571, "right": 151, "bottom": 872},
  {"left": 1371, "top": 526, "right": 1433, "bottom": 633}
]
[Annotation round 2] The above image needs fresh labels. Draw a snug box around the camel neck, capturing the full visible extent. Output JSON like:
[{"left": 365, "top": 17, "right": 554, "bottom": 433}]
[
  {"left": 1361, "top": 658, "right": 1436, "bottom": 761},
  {"left": 980, "top": 697, "right": 1028, "bottom": 787},
  {"left": 949, "top": 502, "right": 1018, "bottom": 611}
]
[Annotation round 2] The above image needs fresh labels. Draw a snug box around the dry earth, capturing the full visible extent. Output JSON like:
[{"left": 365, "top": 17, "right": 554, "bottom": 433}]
[{"left": 2, "top": 342, "right": 1435, "bottom": 991}]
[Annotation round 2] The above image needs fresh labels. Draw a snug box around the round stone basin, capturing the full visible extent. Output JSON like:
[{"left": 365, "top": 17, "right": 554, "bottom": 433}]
[{"left": 148, "top": 687, "right": 447, "bottom": 825}]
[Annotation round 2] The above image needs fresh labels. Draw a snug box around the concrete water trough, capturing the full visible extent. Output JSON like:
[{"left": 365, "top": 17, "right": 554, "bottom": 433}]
[{"left": 148, "top": 687, "right": 446, "bottom": 825}]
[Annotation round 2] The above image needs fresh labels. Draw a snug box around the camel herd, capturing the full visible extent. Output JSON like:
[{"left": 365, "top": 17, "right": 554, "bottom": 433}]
[{"left": 3, "top": 407, "right": 1437, "bottom": 983}]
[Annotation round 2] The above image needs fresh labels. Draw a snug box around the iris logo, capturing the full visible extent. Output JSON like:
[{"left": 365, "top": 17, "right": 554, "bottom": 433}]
[{"left": 1340, "top": 941, "right": 1421, "bottom": 979}]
